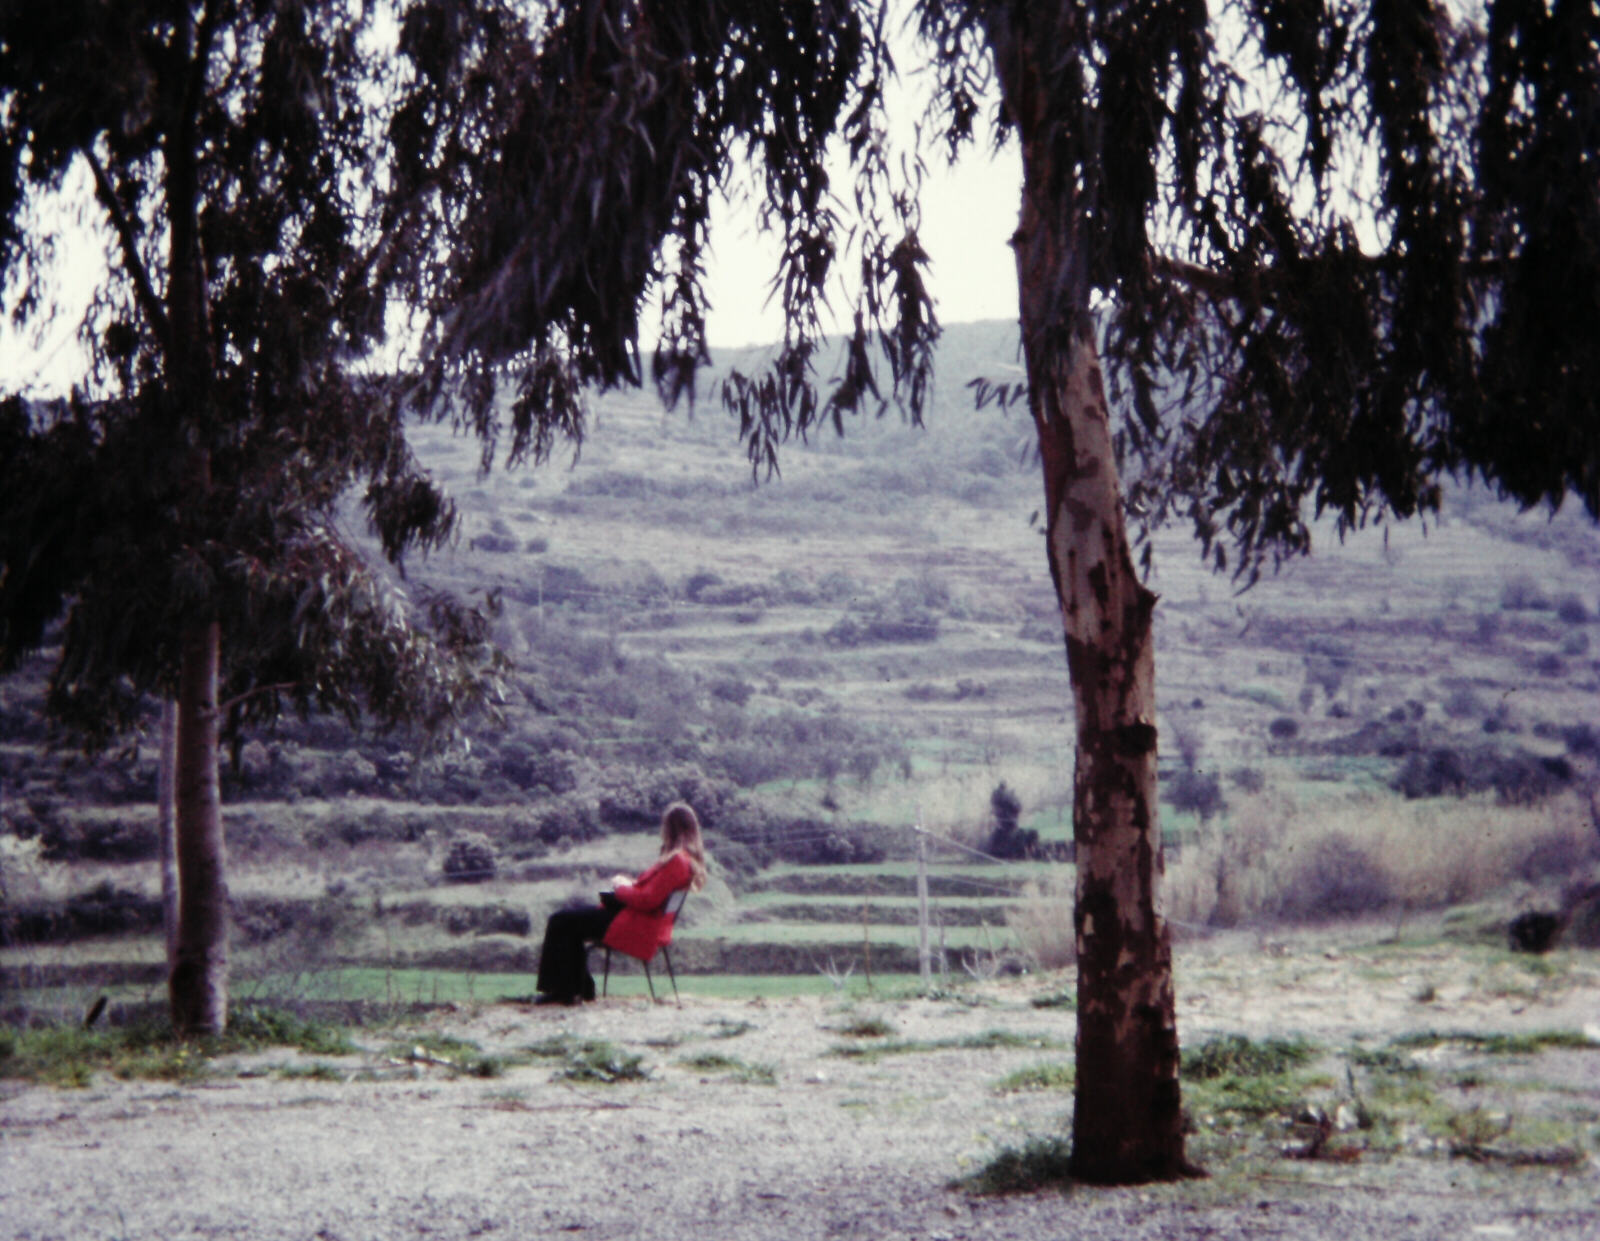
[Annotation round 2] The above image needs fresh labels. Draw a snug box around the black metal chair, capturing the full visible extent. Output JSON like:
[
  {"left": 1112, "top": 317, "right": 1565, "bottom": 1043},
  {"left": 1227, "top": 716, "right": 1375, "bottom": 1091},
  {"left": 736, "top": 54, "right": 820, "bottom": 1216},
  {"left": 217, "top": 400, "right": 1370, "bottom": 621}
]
[{"left": 601, "top": 886, "right": 689, "bottom": 1006}]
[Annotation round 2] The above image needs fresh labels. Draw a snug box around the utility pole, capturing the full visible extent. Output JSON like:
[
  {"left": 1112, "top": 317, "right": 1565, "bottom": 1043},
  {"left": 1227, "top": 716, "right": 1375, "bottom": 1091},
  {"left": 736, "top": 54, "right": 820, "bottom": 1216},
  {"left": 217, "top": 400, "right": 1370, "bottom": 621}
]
[{"left": 915, "top": 806, "right": 931, "bottom": 991}]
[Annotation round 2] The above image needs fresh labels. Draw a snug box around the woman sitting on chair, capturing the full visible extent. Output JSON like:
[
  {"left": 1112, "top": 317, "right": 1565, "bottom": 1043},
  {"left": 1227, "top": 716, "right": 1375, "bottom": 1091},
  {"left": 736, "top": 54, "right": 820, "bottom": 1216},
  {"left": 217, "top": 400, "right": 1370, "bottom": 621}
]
[{"left": 533, "top": 802, "right": 708, "bottom": 1005}]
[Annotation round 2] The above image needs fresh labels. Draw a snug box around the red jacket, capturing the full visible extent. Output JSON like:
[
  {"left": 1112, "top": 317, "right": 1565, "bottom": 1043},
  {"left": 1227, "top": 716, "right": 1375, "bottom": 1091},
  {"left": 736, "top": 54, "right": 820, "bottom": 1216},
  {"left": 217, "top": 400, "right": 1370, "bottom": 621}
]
[{"left": 601, "top": 850, "right": 694, "bottom": 962}]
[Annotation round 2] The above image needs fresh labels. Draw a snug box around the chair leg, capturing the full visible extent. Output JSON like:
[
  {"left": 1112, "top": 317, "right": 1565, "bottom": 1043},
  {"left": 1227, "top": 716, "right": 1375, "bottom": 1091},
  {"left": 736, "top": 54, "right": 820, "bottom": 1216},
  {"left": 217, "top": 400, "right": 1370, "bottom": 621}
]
[
  {"left": 602, "top": 947, "right": 611, "bottom": 998},
  {"left": 662, "top": 945, "right": 680, "bottom": 1007},
  {"left": 642, "top": 960, "right": 658, "bottom": 1003}
]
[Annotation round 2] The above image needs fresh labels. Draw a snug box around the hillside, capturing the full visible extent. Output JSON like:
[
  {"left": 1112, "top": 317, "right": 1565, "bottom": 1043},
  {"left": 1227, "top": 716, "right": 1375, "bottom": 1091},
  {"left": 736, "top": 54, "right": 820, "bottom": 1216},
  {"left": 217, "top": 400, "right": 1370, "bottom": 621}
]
[{"left": 3, "top": 319, "right": 1598, "bottom": 992}]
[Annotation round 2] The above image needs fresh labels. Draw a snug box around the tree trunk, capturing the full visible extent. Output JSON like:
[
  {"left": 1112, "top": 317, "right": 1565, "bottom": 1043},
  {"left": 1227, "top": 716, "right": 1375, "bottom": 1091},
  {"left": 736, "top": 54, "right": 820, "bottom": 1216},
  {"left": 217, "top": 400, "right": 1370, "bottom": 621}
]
[
  {"left": 157, "top": 698, "right": 179, "bottom": 970},
  {"left": 991, "top": 8, "right": 1194, "bottom": 1185},
  {"left": 169, "top": 621, "right": 228, "bottom": 1036},
  {"left": 164, "top": 8, "right": 228, "bottom": 1037}
]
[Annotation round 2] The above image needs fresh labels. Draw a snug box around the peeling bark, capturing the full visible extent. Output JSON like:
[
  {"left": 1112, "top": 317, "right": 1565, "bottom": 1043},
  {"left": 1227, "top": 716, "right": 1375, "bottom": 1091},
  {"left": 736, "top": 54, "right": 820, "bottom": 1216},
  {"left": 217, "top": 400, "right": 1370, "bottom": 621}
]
[{"left": 991, "top": 8, "right": 1193, "bottom": 1184}]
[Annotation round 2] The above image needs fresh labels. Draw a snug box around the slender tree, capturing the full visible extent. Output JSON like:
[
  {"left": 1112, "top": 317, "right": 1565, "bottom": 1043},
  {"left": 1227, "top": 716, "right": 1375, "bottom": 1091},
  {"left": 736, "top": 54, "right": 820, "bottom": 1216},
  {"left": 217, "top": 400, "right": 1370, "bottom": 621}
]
[
  {"left": 1, "top": 3, "right": 503, "bottom": 1034},
  {"left": 388, "top": 0, "right": 1598, "bottom": 1182}
]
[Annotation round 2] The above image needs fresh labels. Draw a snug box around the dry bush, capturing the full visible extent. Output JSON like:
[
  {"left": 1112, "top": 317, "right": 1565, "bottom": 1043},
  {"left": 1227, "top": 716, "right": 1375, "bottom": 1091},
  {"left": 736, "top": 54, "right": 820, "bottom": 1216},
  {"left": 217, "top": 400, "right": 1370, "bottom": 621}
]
[
  {"left": 1008, "top": 873, "right": 1076, "bottom": 970},
  {"left": 1164, "top": 791, "right": 1599, "bottom": 926}
]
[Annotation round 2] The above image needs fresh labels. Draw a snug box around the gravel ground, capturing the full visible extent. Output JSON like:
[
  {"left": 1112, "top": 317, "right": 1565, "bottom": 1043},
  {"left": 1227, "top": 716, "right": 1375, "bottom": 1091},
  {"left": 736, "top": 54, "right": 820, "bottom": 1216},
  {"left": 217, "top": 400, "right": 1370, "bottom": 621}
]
[{"left": 5, "top": 933, "right": 1600, "bottom": 1240}]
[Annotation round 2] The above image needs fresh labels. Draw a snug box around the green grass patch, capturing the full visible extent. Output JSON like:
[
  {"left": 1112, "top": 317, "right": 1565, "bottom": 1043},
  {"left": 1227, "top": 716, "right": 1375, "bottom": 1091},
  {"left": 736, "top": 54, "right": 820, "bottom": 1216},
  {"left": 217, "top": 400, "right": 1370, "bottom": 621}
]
[
  {"left": 384, "top": 1032, "right": 512, "bottom": 1078},
  {"left": 705, "top": 1018, "right": 758, "bottom": 1040},
  {"left": 1029, "top": 989, "right": 1076, "bottom": 1010},
  {"left": 675, "top": 1052, "right": 777, "bottom": 1084},
  {"left": 1346, "top": 1045, "right": 1426, "bottom": 1077},
  {"left": 1180, "top": 1035, "right": 1325, "bottom": 1126},
  {"left": 0, "top": 1005, "right": 362, "bottom": 1088},
  {"left": 229, "top": 1006, "right": 358, "bottom": 1056},
  {"left": 526, "top": 1034, "right": 649, "bottom": 1084},
  {"left": 1182, "top": 1034, "right": 1318, "bottom": 1080},
  {"left": 954, "top": 1135, "right": 1074, "bottom": 1196},
  {"left": 829, "top": 1028, "right": 1065, "bottom": 1062},
  {"left": 274, "top": 1061, "right": 348, "bottom": 1082},
  {"left": 1184, "top": 1070, "right": 1310, "bottom": 1119},
  {"left": 1390, "top": 1029, "right": 1592, "bottom": 1056},
  {"left": 994, "top": 1060, "right": 1075, "bottom": 1093}
]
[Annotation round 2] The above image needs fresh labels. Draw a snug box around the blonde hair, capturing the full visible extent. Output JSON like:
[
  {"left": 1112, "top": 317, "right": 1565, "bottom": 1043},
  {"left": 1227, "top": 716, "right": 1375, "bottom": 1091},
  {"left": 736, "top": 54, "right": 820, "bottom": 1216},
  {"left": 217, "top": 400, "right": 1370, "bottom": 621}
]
[{"left": 660, "top": 802, "right": 709, "bottom": 891}]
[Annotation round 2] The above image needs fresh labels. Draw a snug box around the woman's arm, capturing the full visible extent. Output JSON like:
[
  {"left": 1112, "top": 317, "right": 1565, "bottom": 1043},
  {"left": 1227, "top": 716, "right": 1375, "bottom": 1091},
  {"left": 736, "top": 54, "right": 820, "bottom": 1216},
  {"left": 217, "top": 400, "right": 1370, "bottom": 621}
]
[{"left": 612, "top": 852, "right": 691, "bottom": 911}]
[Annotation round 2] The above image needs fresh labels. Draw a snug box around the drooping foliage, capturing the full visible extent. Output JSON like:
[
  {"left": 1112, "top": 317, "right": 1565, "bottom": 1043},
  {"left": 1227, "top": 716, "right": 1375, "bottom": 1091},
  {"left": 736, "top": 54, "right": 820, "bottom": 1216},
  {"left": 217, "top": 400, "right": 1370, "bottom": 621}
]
[
  {"left": 385, "top": 0, "right": 938, "bottom": 476},
  {"left": 392, "top": 0, "right": 1596, "bottom": 577},
  {"left": 0, "top": 1, "right": 505, "bottom": 748},
  {"left": 929, "top": 0, "right": 1598, "bottom": 579}
]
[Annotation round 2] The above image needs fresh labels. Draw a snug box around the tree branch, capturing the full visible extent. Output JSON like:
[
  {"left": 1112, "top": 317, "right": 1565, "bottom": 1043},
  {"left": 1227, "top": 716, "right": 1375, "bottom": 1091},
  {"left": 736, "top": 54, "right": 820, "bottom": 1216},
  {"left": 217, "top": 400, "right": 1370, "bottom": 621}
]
[
  {"left": 217, "top": 681, "right": 301, "bottom": 717},
  {"left": 83, "top": 147, "right": 170, "bottom": 352}
]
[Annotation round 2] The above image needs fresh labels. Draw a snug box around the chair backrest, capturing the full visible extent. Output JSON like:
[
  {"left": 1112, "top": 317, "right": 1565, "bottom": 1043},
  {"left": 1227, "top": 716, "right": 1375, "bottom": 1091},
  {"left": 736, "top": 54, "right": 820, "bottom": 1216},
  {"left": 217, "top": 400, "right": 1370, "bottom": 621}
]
[{"left": 660, "top": 886, "right": 689, "bottom": 918}]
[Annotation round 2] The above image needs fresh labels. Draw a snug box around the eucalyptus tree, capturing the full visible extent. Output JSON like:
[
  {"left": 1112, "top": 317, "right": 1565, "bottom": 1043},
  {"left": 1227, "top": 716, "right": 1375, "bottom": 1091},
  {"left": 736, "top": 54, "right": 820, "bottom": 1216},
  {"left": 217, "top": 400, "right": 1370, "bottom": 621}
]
[
  {"left": 405, "top": 0, "right": 1590, "bottom": 1182},
  {"left": 0, "top": 3, "right": 503, "bottom": 1035}
]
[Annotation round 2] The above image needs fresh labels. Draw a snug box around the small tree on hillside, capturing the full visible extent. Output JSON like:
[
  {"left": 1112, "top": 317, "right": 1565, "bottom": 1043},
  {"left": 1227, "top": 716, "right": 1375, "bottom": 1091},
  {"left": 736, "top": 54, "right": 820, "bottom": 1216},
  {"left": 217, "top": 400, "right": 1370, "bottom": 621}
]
[
  {"left": 985, "top": 780, "right": 1038, "bottom": 859},
  {"left": 384, "top": 0, "right": 1597, "bottom": 1183}
]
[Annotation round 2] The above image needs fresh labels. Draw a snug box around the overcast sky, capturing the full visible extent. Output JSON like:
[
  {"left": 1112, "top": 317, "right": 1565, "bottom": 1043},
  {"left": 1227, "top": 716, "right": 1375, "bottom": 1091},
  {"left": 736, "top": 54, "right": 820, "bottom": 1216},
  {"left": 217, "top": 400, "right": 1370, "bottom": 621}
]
[{"left": 702, "top": 139, "right": 1023, "bottom": 350}]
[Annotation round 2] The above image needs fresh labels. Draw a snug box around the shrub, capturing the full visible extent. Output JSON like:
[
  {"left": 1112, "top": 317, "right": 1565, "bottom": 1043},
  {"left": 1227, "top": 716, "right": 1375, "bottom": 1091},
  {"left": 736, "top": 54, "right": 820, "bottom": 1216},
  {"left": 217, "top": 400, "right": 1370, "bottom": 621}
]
[
  {"left": 36, "top": 815, "right": 158, "bottom": 863},
  {"left": 514, "top": 796, "right": 601, "bottom": 846},
  {"left": 1563, "top": 723, "right": 1599, "bottom": 757},
  {"left": 442, "top": 832, "right": 497, "bottom": 883},
  {"left": 985, "top": 782, "right": 1039, "bottom": 859},
  {"left": 1393, "top": 747, "right": 1472, "bottom": 798},
  {"left": 1533, "top": 651, "right": 1567, "bottom": 677},
  {"left": 1165, "top": 768, "right": 1224, "bottom": 823},
  {"left": 497, "top": 743, "right": 580, "bottom": 795},
  {"left": 707, "top": 675, "right": 754, "bottom": 707},
  {"left": 1279, "top": 833, "right": 1391, "bottom": 919},
  {"left": 1268, "top": 716, "right": 1300, "bottom": 742},
  {"left": 1500, "top": 572, "right": 1552, "bottom": 611},
  {"left": 1555, "top": 593, "right": 1590, "bottom": 624},
  {"left": 683, "top": 570, "right": 723, "bottom": 601},
  {"left": 1442, "top": 684, "right": 1482, "bottom": 719},
  {"left": 815, "top": 570, "right": 857, "bottom": 603},
  {"left": 1009, "top": 875, "right": 1076, "bottom": 970},
  {"left": 1229, "top": 767, "right": 1265, "bottom": 793}
]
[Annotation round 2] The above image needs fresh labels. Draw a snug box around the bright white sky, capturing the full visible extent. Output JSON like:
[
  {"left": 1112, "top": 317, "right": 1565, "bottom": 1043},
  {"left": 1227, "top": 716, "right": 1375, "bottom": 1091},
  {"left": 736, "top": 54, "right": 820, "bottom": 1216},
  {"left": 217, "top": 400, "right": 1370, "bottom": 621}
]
[{"left": 702, "top": 141, "right": 1023, "bottom": 350}]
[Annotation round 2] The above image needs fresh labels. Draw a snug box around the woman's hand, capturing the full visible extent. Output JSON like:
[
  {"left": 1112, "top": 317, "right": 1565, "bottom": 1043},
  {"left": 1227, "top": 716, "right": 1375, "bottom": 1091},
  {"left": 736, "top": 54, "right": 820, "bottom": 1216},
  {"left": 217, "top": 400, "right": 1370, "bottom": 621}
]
[{"left": 611, "top": 873, "right": 632, "bottom": 890}]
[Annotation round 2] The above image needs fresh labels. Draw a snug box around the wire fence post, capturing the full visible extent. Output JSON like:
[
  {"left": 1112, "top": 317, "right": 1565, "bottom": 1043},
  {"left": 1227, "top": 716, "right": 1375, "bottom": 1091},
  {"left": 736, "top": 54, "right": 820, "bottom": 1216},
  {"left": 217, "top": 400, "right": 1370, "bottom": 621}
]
[{"left": 914, "top": 807, "right": 931, "bottom": 991}]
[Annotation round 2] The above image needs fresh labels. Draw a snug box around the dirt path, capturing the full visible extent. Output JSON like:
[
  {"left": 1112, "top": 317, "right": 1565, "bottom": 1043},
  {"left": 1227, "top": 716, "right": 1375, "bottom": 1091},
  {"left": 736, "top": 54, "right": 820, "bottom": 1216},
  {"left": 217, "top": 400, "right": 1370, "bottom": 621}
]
[{"left": 5, "top": 934, "right": 1600, "bottom": 1240}]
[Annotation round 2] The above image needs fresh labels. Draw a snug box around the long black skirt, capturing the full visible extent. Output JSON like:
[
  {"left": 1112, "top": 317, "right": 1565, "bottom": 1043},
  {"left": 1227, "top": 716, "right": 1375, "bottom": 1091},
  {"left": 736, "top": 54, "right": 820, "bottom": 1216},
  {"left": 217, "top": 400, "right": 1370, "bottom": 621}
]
[{"left": 535, "top": 905, "right": 616, "bottom": 1002}]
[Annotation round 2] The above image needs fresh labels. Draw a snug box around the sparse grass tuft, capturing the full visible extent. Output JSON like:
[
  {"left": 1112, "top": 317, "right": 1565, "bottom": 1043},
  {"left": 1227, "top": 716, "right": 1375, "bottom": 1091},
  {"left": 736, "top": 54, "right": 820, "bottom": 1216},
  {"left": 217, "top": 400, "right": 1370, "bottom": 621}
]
[
  {"left": 832, "top": 1016, "right": 896, "bottom": 1038},
  {"left": 1029, "top": 988, "right": 1076, "bottom": 1010},
  {"left": 1390, "top": 1029, "right": 1592, "bottom": 1056},
  {"left": 829, "top": 1027, "right": 1064, "bottom": 1062},
  {"left": 954, "top": 1135, "right": 1075, "bottom": 1196},
  {"left": 994, "top": 1060, "right": 1075, "bottom": 1093},
  {"left": 383, "top": 1032, "right": 512, "bottom": 1078},
  {"left": 675, "top": 1052, "right": 777, "bottom": 1084},
  {"left": 525, "top": 1034, "right": 650, "bottom": 1083}
]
